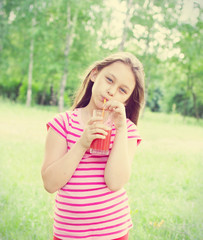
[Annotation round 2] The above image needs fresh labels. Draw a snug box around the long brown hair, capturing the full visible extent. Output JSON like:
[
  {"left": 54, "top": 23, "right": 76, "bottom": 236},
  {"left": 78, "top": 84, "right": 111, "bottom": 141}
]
[{"left": 72, "top": 52, "right": 145, "bottom": 125}]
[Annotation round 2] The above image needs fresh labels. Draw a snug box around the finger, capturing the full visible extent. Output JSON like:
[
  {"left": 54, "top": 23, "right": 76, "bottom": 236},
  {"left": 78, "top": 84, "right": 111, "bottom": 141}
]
[
  {"left": 92, "top": 133, "right": 106, "bottom": 140},
  {"left": 89, "top": 121, "right": 110, "bottom": 130},
  {"left": 104, "top": 100, "right": 123, "bottom": 110},
  {"left": 91, "top": 128, "right": 108, "bottom": 136},
  {"left": 112, "top": 106, "right": 123, "bottom": 113},
  {"left": 105, "top": 104, "right": 122, "bottom": 113},
  {"left": 88, "top": 116, "right": 103, "bottom": 125},
  {"left": 94, "top": 123, "right": 110, "bottom": 130}
]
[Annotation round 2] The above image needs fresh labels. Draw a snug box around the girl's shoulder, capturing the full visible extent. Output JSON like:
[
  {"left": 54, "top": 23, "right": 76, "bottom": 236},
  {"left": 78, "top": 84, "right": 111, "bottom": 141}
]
[
  {"left": 55, "top": 108, "right": 81, "bottom": 121},
  {"left": 126, "top": 118, "right": 137, "bottom": 129},
  {"left": 46, "top": 108, "right": 82, "bottom": 139}
]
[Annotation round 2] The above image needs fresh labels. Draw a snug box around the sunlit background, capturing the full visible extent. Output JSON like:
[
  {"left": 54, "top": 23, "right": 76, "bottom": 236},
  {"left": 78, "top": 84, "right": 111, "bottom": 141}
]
[
  {"left": 0, "top": 0, "right": 203, "bottom": 239},
  {"left": 1, "top": 0, "right": 202, "bottom": 117}
]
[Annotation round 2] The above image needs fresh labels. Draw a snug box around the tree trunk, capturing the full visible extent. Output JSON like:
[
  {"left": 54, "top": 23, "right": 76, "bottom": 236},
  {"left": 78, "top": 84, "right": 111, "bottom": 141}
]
[
  {"left": 59, "top": 68, "right": 68, "bottom": 112},
  {"left": 141, "top": 26, "right": 151, "bottom": 117},
  {"left": 26, "top": 16, "right": 35, "bottom": 107},
  {"left": 40, "top": 91, "right": 46, "bottom": 105},
  {"left": 187, "top": 66, "right": 199, "bottom": 119},
  {"left": 192, "top": 89, "right": 199, "bottom": 119},
  {"left": 119, "top": 0, "right": 133, "bottom": 51},
  {"left": 50, "top": 84, "right": 57, "bottom": 105},
  {"left": 58, "top": 6, "right": 77, "bottom": 112},
  {"left": 26, "top": 37, "right": 34, "bottom": 107}
]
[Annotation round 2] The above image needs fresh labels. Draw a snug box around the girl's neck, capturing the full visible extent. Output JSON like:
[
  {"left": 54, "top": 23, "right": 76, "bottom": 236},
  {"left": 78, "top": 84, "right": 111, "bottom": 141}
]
[{"left": 80, "top": 104, "right": 94, "bottom": 125}]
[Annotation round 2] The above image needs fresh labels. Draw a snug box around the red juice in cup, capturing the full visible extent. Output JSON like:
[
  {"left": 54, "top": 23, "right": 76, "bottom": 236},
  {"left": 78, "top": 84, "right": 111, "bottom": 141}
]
[
  {"left": 90, "top": 129, "right": 112, "bottom": 155},
  {"left": 90, "top": 109, "right": 112, "bottom": 155}
]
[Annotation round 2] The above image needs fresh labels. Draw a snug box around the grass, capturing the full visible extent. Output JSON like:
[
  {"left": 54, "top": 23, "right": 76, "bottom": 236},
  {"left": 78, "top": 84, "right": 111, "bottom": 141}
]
[{"left": 0, "top": 100, "right": 203, "bottom": 240}]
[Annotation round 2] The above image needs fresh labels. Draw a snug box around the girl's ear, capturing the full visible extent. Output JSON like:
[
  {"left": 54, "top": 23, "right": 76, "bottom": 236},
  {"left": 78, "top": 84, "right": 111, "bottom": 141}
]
[{"left": 90, "top": 68, "right": 98, "bottom": 82}]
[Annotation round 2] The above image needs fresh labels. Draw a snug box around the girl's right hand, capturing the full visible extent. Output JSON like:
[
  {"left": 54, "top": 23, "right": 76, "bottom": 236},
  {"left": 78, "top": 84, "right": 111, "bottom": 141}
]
[{"left": 78, "top": 116, "right": 109, "bottom": 149}]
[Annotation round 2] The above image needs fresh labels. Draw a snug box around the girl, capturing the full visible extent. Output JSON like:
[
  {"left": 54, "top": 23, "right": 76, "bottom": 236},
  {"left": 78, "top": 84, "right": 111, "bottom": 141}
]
[{"left": 41, "top": 52, "right": 145, "bottom": 240}]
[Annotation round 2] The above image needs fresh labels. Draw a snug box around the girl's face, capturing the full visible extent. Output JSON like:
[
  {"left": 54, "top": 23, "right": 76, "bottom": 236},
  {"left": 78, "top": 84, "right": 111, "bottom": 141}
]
[{"left": 90, "top": 61, "right": 135, "bottom": 109}]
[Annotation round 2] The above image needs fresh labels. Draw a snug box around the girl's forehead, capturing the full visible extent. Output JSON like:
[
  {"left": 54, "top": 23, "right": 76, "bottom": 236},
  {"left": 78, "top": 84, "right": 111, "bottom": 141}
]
[
  {"left": 102, "top": 61, "right": 131, "bottom": 74},
  {"left": 101, "top": 61, "right": 135, "bottom": 88}
]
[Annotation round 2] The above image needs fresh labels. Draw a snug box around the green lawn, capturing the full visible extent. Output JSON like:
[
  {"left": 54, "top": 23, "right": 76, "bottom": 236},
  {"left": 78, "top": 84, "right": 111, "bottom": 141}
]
[{"left": 0, "top": 100, "right": 203, "bottom": 240}]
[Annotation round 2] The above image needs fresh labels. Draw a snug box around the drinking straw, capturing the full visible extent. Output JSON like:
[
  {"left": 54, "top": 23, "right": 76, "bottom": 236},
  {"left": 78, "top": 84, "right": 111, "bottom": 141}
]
[{"left": 102, "top": 98, "right": 106, "bottom": 118}]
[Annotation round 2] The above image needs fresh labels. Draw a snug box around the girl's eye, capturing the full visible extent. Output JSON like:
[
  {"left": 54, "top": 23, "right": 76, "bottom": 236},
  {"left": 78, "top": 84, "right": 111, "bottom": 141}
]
[
  {"left": 106, "top": 77, "right": 113, "bottom": 83},
  {"left": 120, "top": 88, "right": 126, "bottom": 94}
]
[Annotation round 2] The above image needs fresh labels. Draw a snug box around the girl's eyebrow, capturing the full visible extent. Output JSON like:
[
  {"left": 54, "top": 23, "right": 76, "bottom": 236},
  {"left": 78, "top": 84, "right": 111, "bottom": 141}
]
[
  {"left": 108, "top": 73, "right": 130, "bottom": 90},
  {"left": 108, "top": 73, "right": 116, "bottom": 79}
]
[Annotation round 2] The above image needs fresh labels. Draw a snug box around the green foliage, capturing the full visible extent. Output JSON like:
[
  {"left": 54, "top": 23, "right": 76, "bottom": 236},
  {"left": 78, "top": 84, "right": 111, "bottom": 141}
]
[
  {"left": 147, "top": 86, "right": 163, "bottom": 112},
  {"left": 0, "top": 0, "right": 202, "bottom": 118}
]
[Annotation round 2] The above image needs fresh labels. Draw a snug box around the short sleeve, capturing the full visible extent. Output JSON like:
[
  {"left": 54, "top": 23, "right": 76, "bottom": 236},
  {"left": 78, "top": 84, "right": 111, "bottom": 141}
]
[
  {"left": 46, "top": 112, "right": 69, "bottom": 139},
  {"left": 127, "top": 119, "right": 142, "bottom": 146}
]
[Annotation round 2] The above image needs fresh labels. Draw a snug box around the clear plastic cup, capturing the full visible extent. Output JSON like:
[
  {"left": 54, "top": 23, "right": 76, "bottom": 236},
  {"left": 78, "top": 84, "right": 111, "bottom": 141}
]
[{"left": 90, "top": 109, "right": 112, "bottom": 155}]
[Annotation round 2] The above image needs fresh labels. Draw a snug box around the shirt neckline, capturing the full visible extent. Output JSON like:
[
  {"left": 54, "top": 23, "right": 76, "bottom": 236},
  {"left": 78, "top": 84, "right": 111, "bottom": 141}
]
[{"left": 74, "top": 108, "right": 85, "bottom": 128}]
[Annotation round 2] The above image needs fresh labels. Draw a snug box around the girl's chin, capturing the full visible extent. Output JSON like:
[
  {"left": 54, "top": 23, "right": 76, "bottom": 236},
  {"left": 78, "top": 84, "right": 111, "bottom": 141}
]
[
  {"left": 90, "top": 98, "right": 104, "bottom": 110},
  {"left": 95, "top": 105, "right": 103, "bottom": 110},
  {"left": 95, "top": 100, "right": 104, "bottom": 109},
  {"left": 90, "top": 103, "right": 102, "bottom": 111}
]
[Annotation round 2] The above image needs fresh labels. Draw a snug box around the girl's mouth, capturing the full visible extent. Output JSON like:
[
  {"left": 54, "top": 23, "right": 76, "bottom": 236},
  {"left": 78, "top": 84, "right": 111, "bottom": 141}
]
[{"left": 102, "top": 97, "right": 108, "bottom": 102}]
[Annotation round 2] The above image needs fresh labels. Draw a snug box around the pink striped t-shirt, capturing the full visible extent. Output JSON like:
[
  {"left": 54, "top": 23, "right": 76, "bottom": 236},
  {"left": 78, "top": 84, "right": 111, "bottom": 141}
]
[{"left": 47, "top": 108, "right": 141, "bottom": 240}]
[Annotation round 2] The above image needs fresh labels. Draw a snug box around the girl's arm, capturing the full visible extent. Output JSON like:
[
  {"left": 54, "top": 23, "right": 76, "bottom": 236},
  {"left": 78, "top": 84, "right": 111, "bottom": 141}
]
[
  {"left": 41, "top": 128, "right": 87, "bottom": 193},
  {"left": 104, "top": 101, "right": 138, "bottom": 191},
  {"left": 41, "top": 116, "right": 108, "bottom": 193},
  {"left": 104, "top": 127, "right": 137, "bottom": 191}
]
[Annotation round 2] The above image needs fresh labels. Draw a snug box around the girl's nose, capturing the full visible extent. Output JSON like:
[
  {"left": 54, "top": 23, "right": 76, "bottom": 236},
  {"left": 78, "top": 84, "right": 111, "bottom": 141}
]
[{"left": 107, "top": 86, "right": 117, "bottom": 96}]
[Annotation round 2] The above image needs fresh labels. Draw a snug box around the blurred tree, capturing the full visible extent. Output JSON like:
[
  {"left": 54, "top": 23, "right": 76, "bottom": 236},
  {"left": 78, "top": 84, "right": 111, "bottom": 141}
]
[
  {"left": 177, "top": 17, "right": 203, "bottom": 118},
  {"left": 58, "top": 1, "right": 77, "bottom": 112},
  {"left": 119, "top": 0, "right": 133, "bottom": 51},
  {"left": 0, "top": 0, "right": 202, "bottom": 118},
  {"left": 26, "top": 10, "right": 36, "bottom": 107},
  {"left": 162, "top": 2, "right": 203, "bottom": 118}
]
